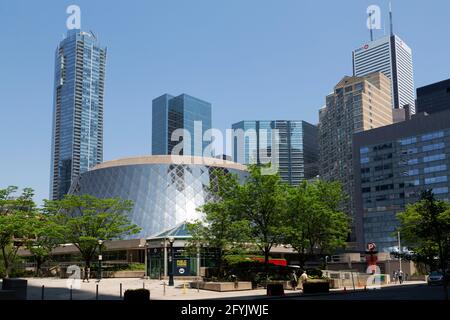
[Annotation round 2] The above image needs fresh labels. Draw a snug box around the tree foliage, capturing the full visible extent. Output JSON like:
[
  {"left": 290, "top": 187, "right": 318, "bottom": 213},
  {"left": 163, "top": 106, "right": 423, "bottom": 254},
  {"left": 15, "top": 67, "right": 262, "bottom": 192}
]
[
  {"left": 283, "top": 180, "right": 349, "bottom": 269},
  {"left": 397, "top": 189, "right": 450, "bottom": 299},
  {"left": 0, "top": 186, "right": 37, "bottom": 278},
  {"left": 43, "top": 194, "right": 141, "bottom": 268}
]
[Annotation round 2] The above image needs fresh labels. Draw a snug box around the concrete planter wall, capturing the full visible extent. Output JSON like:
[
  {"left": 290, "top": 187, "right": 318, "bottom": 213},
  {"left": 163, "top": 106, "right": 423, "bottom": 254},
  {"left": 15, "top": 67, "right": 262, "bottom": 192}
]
[
  {"left": 190, "top": 281, "right": 252, "bottom": 292},
  {"left": 109, "top": 271, "right": 145, "bottom": 278}
]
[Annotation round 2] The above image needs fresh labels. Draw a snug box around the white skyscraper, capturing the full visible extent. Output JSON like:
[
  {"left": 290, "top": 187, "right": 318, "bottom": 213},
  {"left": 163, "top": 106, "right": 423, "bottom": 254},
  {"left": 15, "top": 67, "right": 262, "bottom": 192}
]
[{"left": 352, "top": 10, "right": 415, "bottom": 113}]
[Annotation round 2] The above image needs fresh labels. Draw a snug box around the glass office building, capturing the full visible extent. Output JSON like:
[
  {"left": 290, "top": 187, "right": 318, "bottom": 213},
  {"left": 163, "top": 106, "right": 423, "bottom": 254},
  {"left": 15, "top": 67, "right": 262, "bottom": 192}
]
[
  {"left": 354, "top": 110, "right": 450, "bottom": 252},
  {"left": 231, "top": 120, "right": 318, "bottom": 185},
  {"left": 152, "top": 94, "right": 212, "bottom": 157},
  {"left": 416, "top": 78, "right": 450, "bottom": 114},
  {"left": 69, "top": 156, "right": 247, "bottom": 238},
  {"left": 50, "top": 29, "right": 106, "bottom": 200}
]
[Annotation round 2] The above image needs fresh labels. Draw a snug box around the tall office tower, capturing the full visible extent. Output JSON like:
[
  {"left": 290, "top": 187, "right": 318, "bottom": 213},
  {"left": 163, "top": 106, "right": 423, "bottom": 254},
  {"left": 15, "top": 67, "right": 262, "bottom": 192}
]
[
  {"left": 354, "top": 110, "right": 450, "bottom": 252},
  {"left": 416, "top": 78, "right": 450, "bottom": 114},
  {"left": 319, "top": 72, "right": 393, "bottom": 244},
  {"left": 152, "top": 94, "right": 212, "bottom": 156},
  {"left": 50, "top": 29, "right": 106, "bottom": 200},
  {"left": 232, "top": 120, "right": 318, "bottom": 185},
  {"left": 352, "top": 11, "right": 415, "bottom": 113}
]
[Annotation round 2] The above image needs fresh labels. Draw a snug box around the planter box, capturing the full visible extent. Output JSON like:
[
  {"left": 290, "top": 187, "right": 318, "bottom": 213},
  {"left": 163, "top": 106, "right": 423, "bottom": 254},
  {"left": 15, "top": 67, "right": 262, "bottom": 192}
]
[
  {"left": 266, "top": 283, "right": 285, "bottom": 296},
  {"left": 110, "top": 271, "right": 145, "bottom": 278},
  {"left": 302, "top": 280, "right": 330, "bottom": 294},
  {"left": 123, "top": 289, "right": 150, "bottom": 301},
  {"left": 0, "top": 290, "right": 17, "bottom": 300},
  {"left": 1, "top": 279, "right": 27, "bottom": 300},
  {"left": 190, "top": 281, "right": 252, "bottom": 292}
]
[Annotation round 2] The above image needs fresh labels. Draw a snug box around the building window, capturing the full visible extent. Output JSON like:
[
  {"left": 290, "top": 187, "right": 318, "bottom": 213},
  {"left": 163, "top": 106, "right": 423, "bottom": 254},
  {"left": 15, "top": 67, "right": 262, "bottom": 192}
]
[
  {"left": 360, "top": 157, "right": 370, "bottom": 164},
  {"left": 422, "top": 131, "right": 444, "bottom": 141},
  {"left": 433, "top": 187, "right": 449, "bottom": 195},
  {"left": 425, "top": 176, "right": 448, "bottom": 185},
  {"left": 423, "top": 154, "right": 446, "bottom": 163},
  {"left": 360, "top": 147, "right": 369, "bottom": 154},
  {"left": 424, "top": 164, "right": 447, "bottom": 174},
  {"left": 423, "top": 143, "right": 445, "bottom": 152},
  {"left": 398, "top": 137, "right": 417, "bottom": 146}
]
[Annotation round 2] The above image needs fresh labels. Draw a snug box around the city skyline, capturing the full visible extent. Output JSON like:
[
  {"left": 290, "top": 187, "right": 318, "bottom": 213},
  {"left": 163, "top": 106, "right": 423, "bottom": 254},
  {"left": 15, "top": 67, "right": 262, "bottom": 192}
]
[{"left": 2, "top": 0, "right": 450, "bottom": 205}]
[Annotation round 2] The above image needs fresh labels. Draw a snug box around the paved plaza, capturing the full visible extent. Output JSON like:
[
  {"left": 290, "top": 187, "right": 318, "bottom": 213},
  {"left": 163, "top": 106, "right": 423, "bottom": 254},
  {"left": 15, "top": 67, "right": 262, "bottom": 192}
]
[{"left": 2, "top": 278, "right": 428, "bottom": 300}]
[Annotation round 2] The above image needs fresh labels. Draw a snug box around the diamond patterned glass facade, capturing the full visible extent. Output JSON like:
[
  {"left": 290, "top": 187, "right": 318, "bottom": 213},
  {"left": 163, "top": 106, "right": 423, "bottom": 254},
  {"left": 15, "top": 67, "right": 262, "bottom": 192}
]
[{"left": 70, "top": 158, "right": 247, "bottom": 239}]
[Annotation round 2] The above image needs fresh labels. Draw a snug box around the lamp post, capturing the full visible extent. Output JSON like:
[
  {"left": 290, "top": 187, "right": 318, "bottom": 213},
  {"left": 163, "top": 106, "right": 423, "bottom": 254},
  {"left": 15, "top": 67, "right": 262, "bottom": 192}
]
[
  {"left": 168, "top": 237, "right": 175, "bottom": 286},
  {"left": 144, "top": 242, "right": 149, "bottom": 279},
  {"left": 398, "top": 231, "right": 402, "bottom": 273},
  {"left": 97, "top": 239, "right": 104, "bottom": 281}
]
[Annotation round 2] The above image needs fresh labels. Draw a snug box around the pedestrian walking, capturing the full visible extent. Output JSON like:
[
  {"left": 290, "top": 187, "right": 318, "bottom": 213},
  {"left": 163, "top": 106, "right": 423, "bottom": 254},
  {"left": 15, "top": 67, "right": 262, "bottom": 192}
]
[
  {"left": 290, "top": 270, "right": 298, "bottom": 291},
  {"left": 83, "top": 266, "right": 90, "bottom": 283},
  {"left": 299, "top": 270, "right": 308, "bottom": 291},
  {"left": 393, "top": 271, "right": 398, "bottom": 284},
  {"left": 398, "top": 270, "right": 404, "bottom": 284}
]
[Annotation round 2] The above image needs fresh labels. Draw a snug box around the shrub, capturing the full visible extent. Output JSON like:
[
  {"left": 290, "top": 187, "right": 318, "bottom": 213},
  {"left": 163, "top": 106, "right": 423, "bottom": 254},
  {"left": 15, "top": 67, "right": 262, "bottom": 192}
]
[{"left": 123, "top": 288, "right": 150, "bottom": 301}]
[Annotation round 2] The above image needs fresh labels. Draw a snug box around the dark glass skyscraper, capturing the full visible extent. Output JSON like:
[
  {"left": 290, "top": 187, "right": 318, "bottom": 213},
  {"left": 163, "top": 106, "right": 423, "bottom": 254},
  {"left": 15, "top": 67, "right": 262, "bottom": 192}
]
[
  {"left": 152, "top": 94, "right": 212, "bottom": 156},
  {"left": 416, "top": 79, "right": 450, "bottom": 114},
  {"left": 232, "top": 120, "right": 318, "bottom": 185},
  {"left": 50, "top": 29, "right": 106, "bottom": 200}
]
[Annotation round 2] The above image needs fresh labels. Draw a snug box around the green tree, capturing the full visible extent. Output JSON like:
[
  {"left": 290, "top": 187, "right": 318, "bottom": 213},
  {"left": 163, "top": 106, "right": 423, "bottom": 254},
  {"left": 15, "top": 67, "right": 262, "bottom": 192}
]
[
  {"left": 25, "top": 213, "right": 65, "bottom": 276},
  {"left": 283, "top": 180, "right": 349, "bottom": 269},
  {"left": 188, "top": 170, "right": 250, "bottom": 279},
  {"left": 43, "top": 195, "right": 141, "bottom": 271},
  {"left": 397, "top": 190, "right": 450, "bottom": 300},
  {"left": 239, "top": 165, "right": 286, "bottom": 272},
  {"left": 0, "top": 186, "right": 36, "bottom": 278}
]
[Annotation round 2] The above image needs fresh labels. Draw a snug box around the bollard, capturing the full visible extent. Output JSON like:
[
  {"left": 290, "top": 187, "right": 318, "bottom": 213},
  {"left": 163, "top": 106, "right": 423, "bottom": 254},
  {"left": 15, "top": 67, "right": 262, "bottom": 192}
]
[
  {"left": 120, "top": 283, "right": 123, "bottom": 299},
  {"left": 163, "top": 281, "right": 166, "bottom": 296},
  {"left": 96, "top": 284, "right": 99, "bottom": 300},
  {"left": 70, "top": 285, "right": 73, "bottom": 300},
  {"left": 183, "top": 283, "right": 187, "bottom": 294},
  {"left": 41, "top": 285, "right": 45, "bottom": 300},
  {"left": 143, "top": 282, "right": 145, "bottom": 289},
  {"left": 197, "top": 281, "right": 199, "bottom": 293}
]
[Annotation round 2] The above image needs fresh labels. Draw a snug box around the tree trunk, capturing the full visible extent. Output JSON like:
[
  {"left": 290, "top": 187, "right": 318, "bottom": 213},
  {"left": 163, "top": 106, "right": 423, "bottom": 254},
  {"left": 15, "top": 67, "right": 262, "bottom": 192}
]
[
  {"left": 264, "top": 247, "right": 270, "bottom": 277},
  {"left": 2, "top": 246, "right": 10, "bottom": 279},
  {"left": 36, "top": 258, "right": 42, "bottom": 277}
]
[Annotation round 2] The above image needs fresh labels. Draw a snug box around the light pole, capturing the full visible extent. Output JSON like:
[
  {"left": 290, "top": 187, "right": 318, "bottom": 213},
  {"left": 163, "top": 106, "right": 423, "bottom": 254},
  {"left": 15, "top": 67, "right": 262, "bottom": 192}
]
[
  {"left": 168, "top": 237, "right": 175, "bottom": 286},
  {"left": 398, "top": 231, "right": 402, "bottom": 273},
  {"left": 144, "top": 242, "right": 149, "bottom": 279},
  {"left": 98, "top": 239, "right": 104, "bottom": 281}
]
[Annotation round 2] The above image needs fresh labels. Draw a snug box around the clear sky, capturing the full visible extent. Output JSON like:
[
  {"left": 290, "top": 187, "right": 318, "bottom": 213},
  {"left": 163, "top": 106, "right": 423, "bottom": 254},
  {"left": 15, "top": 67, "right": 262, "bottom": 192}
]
[{"left": 1, "top": 0, "right": 450, "bottom": 205}]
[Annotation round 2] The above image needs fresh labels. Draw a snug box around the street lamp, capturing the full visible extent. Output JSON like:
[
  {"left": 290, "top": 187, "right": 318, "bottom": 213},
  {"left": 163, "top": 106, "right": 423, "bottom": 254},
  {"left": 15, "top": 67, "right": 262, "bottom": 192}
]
[
  {"left": 398, "top": 231, "right": 402, "bottom": 273},
  {"left": 98, "top": 239, "right": 104, "bottom": 281},
  {"left": 143, "top": 242, "right": 150, "bottom": 279},
  {"left": 168, "top": 237, "right": 175, "bottom": 286}
]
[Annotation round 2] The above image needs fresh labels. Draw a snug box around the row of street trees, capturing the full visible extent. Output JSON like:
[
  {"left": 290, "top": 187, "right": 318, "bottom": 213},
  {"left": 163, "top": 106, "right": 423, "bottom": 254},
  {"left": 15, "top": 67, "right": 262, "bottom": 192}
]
[
  {"left": 188, "top": 166, "right": 351, "bottom": 277},
  {"left": 0, "top": 187, "right": 140, "bottom": 278}
]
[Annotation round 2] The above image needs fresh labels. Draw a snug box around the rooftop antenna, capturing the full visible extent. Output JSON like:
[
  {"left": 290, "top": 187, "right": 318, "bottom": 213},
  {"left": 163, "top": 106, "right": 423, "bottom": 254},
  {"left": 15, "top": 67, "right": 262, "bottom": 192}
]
[
  {"left": 389, "top": 2, "right": 394, "bottom": 36},
  {"left": 368, "top": 11, "right": 374, "bottom": 41}
]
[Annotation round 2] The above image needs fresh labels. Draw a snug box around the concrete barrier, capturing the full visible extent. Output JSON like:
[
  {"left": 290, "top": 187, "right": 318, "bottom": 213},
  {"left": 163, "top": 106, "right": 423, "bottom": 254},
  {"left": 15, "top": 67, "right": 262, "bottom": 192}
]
[
  {"left": 190, "top": 281, "right": 252, "bottom": 292},
  {"left": 0, "top": 290, "right": 17, "bottom": 300},
  {"left": 1, "top": 279, "right": 28, "bottom": 300}
]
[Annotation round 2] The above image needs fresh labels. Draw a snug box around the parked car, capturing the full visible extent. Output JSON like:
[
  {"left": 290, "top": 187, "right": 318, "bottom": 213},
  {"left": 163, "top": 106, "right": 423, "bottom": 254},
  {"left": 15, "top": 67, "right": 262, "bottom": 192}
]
[{"left": 427, "top": 271, "right": 444, "bottom": 285}]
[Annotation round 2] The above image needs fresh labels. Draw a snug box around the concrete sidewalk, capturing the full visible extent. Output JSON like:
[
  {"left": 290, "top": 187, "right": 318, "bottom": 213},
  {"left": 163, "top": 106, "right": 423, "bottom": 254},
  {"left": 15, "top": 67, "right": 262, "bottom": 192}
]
[{"left": 19, "top": 278, "right": 427, "bottom": 300}]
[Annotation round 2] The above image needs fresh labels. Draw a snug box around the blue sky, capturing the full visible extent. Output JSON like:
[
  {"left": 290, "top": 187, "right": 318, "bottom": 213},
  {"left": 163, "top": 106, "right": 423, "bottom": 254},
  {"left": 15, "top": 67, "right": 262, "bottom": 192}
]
[{"left": 1, "top": 0, "right": 450, "bottom": 205}]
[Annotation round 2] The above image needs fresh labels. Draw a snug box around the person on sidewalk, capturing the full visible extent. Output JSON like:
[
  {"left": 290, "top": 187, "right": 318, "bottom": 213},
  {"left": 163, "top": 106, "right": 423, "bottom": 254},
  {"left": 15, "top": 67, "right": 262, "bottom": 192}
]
[
  {"left": 290, "top": 270, "right": 298, "bottom": 291},
  {"left": 299, "top": 270, "right": 308, "bottom": 291},
  {"left": 398, "top": 270, "right": 404, "bottom": 284},
  {"left": 83, "top": 266, "right": 90, "bottom": 283}
]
